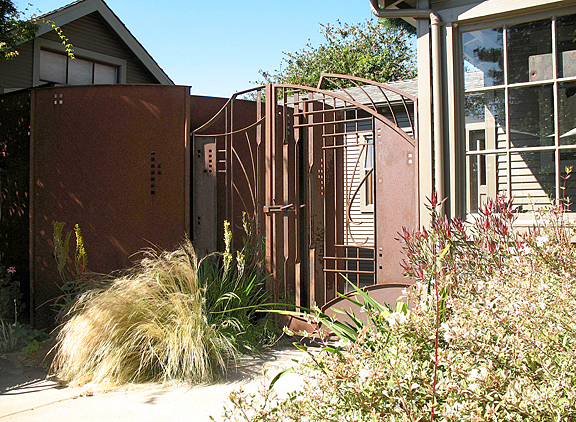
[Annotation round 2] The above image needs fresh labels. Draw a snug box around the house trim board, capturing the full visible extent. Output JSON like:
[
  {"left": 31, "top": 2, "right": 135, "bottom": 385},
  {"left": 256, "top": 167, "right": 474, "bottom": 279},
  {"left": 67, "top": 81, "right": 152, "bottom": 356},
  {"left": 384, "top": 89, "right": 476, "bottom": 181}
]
[{"left": 417, "top": 0, "right": 433, "bottom": 226}]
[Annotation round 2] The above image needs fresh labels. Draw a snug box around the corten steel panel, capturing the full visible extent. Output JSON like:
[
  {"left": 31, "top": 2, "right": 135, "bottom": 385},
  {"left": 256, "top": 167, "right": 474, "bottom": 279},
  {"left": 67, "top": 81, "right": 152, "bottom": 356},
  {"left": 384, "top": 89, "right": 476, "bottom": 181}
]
[
  {"left": 31, "top": 85, "right": 190, "bottom": 326},
  {"left": 190, "top": 96, "right": 228, "bottom": 131},
  {"left": 307, "top": 101, "right": 326, "bottom": 306},
  {"left": 192, "top": 96, "right": 262, "bottom": 254},
  {"left": 374, "top": 119, "right": 418, "bottom": 284}
]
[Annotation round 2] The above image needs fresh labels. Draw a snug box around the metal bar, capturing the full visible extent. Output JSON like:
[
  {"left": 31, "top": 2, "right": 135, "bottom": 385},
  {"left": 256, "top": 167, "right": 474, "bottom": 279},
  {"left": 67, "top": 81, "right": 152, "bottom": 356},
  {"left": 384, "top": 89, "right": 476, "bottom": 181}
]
[
  {"left": 323, "top": 268, "right": 375, "bottom": 275},
  {"left": 316, "top": 73, "right": 418, "bottom": 101},
  {"left": 400, "top": 96, "right": 414, "bottom": 135},
  {"left": 264, "top": 84, "right": 275, "bottom": 299},
  {"left": 194, "top": 86, "right": 265, "bottom": 134},
  {"left": 230, "top": 99, "right": 234, "bottom": 226},
  {"left": 322, "top": 142, "right": 373, "bottom": 150},
  {"left": 193, "top": 116, "right": 265, "bottom": 137},
  {"left": 293, "top": 105, "right": 358, "bottom": 116},
  {"left": 256, "top": 88, "right": 263, "bottom": 238},
  {"left": 293, "top": 91, "right": 302, "bottom": 307}
]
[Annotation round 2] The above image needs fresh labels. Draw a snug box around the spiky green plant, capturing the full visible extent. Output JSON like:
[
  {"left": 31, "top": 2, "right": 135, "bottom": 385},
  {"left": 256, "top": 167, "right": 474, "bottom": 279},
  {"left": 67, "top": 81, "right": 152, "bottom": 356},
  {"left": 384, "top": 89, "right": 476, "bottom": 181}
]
[{"left": 199, "top": 217, "right": 273, "bottom": 353}]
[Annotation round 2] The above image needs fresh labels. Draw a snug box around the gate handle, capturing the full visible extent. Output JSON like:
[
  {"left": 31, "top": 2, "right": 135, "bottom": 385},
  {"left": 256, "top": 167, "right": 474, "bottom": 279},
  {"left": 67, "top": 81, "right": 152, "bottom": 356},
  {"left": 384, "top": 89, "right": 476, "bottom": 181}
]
[{"left": 263, "top": 203, "right": 294, "bottom": 214}]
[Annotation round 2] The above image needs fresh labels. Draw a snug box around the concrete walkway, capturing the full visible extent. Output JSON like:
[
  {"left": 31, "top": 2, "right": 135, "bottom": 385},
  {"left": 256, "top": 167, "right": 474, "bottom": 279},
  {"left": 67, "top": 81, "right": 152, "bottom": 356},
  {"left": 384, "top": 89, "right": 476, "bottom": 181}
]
[{"left": 0, "top": 346, "right": 306, "bottom": 421}]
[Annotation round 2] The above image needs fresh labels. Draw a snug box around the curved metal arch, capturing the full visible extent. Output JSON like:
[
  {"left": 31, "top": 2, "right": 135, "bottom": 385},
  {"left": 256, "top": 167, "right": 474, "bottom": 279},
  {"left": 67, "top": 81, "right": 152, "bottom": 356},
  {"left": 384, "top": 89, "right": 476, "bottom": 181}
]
[
  {"left": 193, "top": 86, "right": 265, "bottom": 135},
  {"left": 318, "top": 73, "right": 417, "bottom": 139},
  {"left": 317, "top": 73, "right": 417, "bottom": 101},
  {"left": 194, "top": 76, "right": 417, "bottom": 147},
  {"left": 273, "top": 83, "right": 415, "bottom": 147}
]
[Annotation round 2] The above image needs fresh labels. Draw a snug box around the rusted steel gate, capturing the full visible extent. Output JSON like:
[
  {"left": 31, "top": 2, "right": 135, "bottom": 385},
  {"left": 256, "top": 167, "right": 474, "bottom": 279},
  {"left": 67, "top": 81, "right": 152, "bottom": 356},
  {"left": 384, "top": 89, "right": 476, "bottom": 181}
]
[{"left": 193, "top": 74, "right": 418, "bottom": 309}]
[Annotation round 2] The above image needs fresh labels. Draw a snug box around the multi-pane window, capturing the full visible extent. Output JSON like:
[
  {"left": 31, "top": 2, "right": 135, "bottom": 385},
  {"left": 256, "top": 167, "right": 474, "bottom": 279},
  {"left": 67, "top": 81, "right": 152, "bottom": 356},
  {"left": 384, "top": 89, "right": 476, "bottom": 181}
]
[
  {"left": 40, "top": 50, "right": 118, "bottom": 85},
  {"left": 462, "top": 13, "right": 576, "bottom": 213}
]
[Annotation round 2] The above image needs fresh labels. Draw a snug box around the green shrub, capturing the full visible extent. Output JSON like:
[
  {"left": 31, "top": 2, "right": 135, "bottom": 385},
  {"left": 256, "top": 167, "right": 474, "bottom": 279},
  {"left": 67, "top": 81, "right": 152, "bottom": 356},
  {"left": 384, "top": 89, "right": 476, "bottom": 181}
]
[
  {"left": 52, "top": 222, "right": 92, "bottom": 320},
  {"left": 220, "top": 196, "right": 576, "bottom": 421},
  {"left": 51, "top": 220, "right": 274, "bottom": 386},
  {"left": 0, "top": 319, "right": 46, "bottom": 353}
]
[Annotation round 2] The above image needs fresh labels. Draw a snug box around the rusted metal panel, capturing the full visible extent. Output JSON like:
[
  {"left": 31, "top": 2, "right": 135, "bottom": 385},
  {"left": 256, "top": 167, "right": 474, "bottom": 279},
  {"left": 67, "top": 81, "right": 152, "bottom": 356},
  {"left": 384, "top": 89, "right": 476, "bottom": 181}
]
[
  {"left": 193, "top": 139, "right": 217, "bottom": 256},
  {"left": 192, "top": 95, "right": 262, "bottom": 254},
  {"left": 282, "top": 91, "right": 297, "bottom": 306},
  {"left": 308, "top": 100, "right": 326, "bottom": 306},
  {"left": 374, "top": 118, "right": 418, "bottom": 284},
  {"left": 30, "top": 84, "right": 190, "bottom": 325}
]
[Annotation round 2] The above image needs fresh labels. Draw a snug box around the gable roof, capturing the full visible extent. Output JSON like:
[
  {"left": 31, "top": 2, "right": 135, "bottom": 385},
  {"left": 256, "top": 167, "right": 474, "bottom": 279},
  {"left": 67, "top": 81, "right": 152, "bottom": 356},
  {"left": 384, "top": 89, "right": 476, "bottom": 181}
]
[{"left": 36, "top": 0, "right": 173, "bottom": 85}]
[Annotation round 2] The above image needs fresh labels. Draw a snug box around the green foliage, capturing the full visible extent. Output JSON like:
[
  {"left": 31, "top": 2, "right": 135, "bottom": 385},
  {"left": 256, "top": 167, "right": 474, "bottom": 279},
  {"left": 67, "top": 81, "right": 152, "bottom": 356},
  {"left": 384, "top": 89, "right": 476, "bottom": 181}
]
[
  {"left": 1, "top": 1, "right": 73, "bottom": 61},
  {"left": 199, "top": 216, "right": 276, "bottom": 353},
  {"left": 52, "top": 222, "right": 91, "bottom": 319},
  {"left": 0, "top": 1, "right": 38, "bottom": 60},
  {"left": 0, "top": 319, "right": 45, "bottom": 353},
  {"left": 51, "top": 220, "right": 275, "bottom": 386},
  {"left": 220, "top": 197, "right": 576, "bottom": 421},
  {"left": 256, "top": 19, "right": 416, "bottom": 88}
]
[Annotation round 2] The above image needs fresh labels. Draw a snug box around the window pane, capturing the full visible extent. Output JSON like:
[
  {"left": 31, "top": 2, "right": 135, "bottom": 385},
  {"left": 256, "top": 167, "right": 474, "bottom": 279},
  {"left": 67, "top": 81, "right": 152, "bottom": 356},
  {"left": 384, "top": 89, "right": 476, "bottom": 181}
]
[
  {"left": 94, "top": 63, "right": 117, "bottom": 84},
  {"left": 559, "top": 81, "right": 576, "bottom": 146},
  {"left": 465, "top": 90, "right": 506, "bottom": 128},
  {"left": 463, "top": 27, "right": 504, "bottom": 88},
  {"left": 557, "top": 13, "right": 576, "bottom": 78},
  {"left": 467, "top": 152, "right": 505, "bottom": 213},
  {"left": 509, "top": 85, "right": 554, "bottom": 148},
  {"left": 510, "top": 151, "right": 554, "bottom": 210},
  {"left": 508, "top": 19, "right": 552, "bottom": 84},
  {"left": 560, "top": 150, "right": 576, "bottom": 211},
  {"left": 68, "top": 58, "right": 93, "bottom": 85},
  {"left": 39, "top": 50, "right": 66, "bottom": 84}
]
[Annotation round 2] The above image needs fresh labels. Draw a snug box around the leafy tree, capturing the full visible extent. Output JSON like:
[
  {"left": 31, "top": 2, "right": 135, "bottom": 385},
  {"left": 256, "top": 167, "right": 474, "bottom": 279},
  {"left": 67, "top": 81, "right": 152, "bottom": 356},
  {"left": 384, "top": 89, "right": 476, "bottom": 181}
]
[
  {"left": 0, "top": 0, "right": 38, "bottom": 60},
  {"left": 1, "top": 1, "right": 73, "bottom": 61},
  {"left": 257, "top": 18, "right": 416, "bottom": 88}
]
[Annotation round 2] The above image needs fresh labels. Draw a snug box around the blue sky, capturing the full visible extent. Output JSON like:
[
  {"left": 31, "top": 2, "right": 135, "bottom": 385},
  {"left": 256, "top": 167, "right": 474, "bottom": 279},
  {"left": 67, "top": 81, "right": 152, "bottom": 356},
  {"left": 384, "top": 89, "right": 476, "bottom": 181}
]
[{"left": 22, "top": 0, "right": 376, "bottom": 97}]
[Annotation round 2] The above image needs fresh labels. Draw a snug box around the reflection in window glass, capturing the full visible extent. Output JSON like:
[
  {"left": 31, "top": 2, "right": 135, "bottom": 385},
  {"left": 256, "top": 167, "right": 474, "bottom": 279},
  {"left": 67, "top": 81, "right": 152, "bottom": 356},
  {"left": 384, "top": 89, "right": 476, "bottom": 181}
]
[
  {"left": 508, "top": 19, "right": 552, "bottom": 83},
  {"left": 557, "top": 13, "right": 576, "bottom": 78},
  {"left": 469, "top": 154, "right": 479, "bottom": 212},
  {"left": 464, "top": 90, "right": 506, "bottom": 127},
  {"left": 560, "top": 150, "right": 576, "bottom": 211},
  {"left": 510, "top": 151, "right": 555, "bottom": 210},
  {"left": 559, "top": 81, "right": 576, "bottom": 145},
  {"left": 509, "top": 85, "right": 554, "bottom": 147},
  {"left": 467, "top": 150, "right": 504, "bottom": 214},
  {"left": 463, "top": 27, "right": 504, "bottom": 88},
  {"left": 462, "top": 15, "right": 576, "bottom": 214}
]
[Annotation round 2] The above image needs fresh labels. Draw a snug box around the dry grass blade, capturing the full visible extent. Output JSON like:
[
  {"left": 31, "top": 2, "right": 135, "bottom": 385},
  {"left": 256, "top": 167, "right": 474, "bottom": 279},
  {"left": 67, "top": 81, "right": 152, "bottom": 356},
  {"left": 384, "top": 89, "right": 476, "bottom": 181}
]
[{"left": 51, "top": 241, "right": 238, "bottom": 386}]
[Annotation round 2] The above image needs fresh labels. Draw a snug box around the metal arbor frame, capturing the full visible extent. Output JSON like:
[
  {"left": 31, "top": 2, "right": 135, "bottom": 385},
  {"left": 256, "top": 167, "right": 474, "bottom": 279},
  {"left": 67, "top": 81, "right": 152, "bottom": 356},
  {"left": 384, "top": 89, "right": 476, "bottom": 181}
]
[{"left": 193, "top": 74, "right": 418, "bottom": 309}]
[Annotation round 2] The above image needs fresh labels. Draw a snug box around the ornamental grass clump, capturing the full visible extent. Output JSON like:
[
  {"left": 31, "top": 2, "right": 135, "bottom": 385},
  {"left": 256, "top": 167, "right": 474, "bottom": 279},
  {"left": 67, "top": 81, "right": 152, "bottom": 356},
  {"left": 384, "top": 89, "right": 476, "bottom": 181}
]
[
  {"left": 220, "top": 195, "right": 576, "bottom": 421},
  {"left": 52, "top": 218, "right": 273, "bottom": 386}
]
